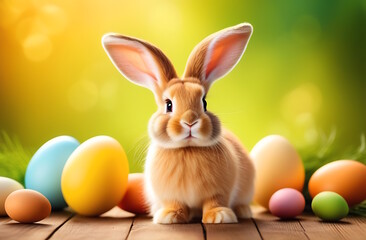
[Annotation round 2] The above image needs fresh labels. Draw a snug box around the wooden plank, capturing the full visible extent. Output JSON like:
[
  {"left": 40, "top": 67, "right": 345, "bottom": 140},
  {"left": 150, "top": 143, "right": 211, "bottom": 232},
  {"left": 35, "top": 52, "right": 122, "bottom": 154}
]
[
  {"left": 0, "top": 211, "right": 73, "bottom": 240},
  {"left": 300, "top": 213, "right": 366, "bottom": 240},
  {"left": 253, "top": 208, "right": 305, "bottom": 232},
  {"left": 49, "top": 207, "right": 134, "bottom": 240},
  {"left": 252, "top": 206, "right": 308, "bottom": 240},
  {"left": 204, "top": 219, "right": 262, "bottom": 240},
  {"left": 128, "top": 216, "right": 204, "bottom": 240},
  {"left": 346, "top": 214, "right": 366, "bottom": 226},
  {"left": 1, "top": 206, "right": 364, "bottom": 240},
  {"left": 260, "top": 231, "right": 307, "bottom": 240},
  {"left": 0, "top": 217, "right": 10, "bottom": 224}
]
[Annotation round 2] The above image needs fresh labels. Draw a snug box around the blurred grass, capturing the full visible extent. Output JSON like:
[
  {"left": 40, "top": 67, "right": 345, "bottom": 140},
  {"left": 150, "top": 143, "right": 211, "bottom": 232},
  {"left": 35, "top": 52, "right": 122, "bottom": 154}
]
[
  {"left": 300, "top": 130, "right": 366, "bottom": 216},
  {"left": 0, "top": 131, "right": 31, "bottom": 185},
  {"left": 0, "top": 130, "right": 365, "bottom": 216}
]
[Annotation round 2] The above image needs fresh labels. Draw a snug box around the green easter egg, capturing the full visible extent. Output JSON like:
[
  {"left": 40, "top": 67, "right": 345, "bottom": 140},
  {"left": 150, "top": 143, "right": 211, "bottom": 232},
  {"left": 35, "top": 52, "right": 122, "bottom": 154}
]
[{"left": 311, "top": 191, "right": 349, "bottom": 221}]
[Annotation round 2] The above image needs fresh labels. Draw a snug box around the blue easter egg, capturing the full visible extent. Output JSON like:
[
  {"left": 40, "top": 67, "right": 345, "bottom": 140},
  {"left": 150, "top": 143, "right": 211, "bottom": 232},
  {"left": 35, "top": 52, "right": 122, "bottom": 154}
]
[{"left": 25, "top": 136, "right": 80, "bottom": 210}]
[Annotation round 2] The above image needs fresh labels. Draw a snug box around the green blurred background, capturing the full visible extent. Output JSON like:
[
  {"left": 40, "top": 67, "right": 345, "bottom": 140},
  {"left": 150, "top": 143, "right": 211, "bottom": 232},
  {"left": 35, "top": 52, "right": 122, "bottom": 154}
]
[{"left": 1, "top": 0, "right": 365, "bottom": 173}]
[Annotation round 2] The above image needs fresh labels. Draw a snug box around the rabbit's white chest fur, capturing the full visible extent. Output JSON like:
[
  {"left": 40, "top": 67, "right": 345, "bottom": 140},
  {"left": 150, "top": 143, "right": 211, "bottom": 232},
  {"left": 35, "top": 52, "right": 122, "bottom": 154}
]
[{"left": 144, "top": 135, "right": 251, "bottom": 215}]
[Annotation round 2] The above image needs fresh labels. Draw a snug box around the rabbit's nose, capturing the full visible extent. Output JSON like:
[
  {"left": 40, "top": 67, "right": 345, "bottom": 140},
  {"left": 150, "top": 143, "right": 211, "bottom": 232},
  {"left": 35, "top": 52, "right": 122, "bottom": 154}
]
[
  {"left": 180, "top": 110, "right": 199, "bottom": 127},
  {"left": 183, "top": 121, "right": 198, "bottom": 128}
]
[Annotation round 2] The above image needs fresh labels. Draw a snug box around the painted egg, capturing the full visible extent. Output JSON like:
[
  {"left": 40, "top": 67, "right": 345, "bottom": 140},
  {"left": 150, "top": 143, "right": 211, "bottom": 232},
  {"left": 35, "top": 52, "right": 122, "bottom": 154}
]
[
  {"left": 118, "top": 173, "right": 148, "bottom": 214},
  {"left": 250, "top": 135, "right": 305, "bottom": 209},
  {"left": 5, "top": 189, "right": 51, "bottom": 223},
  {"left": 61, "top": 136, "right": 129, "bottom": 216},
  {"left": 308, "top": 160, "right": 366, "bottom": 206},
  {"left": 25, "top": 136, "right": 80, "bottom": 210},
  {"left": 269, "top": 188, "right": 305, "bottom": 219},
  {"left": 0, "top": 177, "right": 24, "bottom": 216},
  {"left": 311, "top": 191, "right": 349, "bottom": 221}
]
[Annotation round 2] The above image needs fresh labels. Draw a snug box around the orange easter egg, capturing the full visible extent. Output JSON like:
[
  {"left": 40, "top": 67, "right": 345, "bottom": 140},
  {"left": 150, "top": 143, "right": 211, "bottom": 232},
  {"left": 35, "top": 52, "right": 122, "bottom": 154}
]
[
  {"left": 5, "top": 189, "right": 51, "bottom": 223},
  {"left": 308, "top": 160, "right": 366, "bottom": 206},
  {"left": 118, "top": 173, "right": 148, "bottom": 214}
]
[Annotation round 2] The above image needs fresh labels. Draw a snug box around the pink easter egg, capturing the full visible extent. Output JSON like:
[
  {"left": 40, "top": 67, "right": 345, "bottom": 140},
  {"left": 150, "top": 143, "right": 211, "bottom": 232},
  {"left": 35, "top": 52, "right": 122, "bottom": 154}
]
[{"left": 269, "top": 188, "right": 305, "bottom": 219}]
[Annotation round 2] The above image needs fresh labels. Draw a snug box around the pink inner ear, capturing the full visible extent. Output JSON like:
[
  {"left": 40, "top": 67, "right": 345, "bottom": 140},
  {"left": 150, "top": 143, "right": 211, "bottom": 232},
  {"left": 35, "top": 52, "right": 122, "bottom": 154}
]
[
  {"left": 113, "top": 45, "right": 158, "bottom": 82},
  {"left": 205, "top": 33, "right": 248, "bottom": 80},
  {"left": 205, "top": 44, "right": 224, "bottom": 77}
]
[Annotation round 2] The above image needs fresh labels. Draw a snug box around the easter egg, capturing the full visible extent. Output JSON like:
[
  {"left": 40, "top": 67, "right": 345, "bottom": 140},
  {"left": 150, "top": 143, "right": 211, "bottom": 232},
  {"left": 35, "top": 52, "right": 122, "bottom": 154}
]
[
  {"left": 250, "top": 135, "right": 305, "bottom": 208},
  {"left": 5, "top": 189, "right": 51, "bottom": 223},
  {"left": 308, "top": 160, "right": 366, "bottom": 206},
  {"left": 25, "top": 136, "right": 80, "bottom": 209},
  {"left": 0, "top": 177, "right": 24, "bottom": 216},
  {"left": 269, "top": 188, "right": 305, "bottom": 219},
  {"left": 311, "top": 191, "right": 349, "bottom": 221},
  {"left": 118, "top": 173, "right": 148, "bottom": 214},
  {"left": 61, "top": 136, "right": 129, "bottom": 216}
]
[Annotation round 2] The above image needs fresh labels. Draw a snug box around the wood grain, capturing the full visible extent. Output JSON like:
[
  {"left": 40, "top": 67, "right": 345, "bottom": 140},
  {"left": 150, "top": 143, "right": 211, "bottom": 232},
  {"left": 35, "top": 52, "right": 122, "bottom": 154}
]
[
  {"left": 0, "top": 211, "right": 73, "bottom": 240},
  {"left": 204, "top": 219, "right": 262, "bottom": 240},
  {"left": 128, "top": 216, "right": 204, "bottom": 240},
  {"left": 49, "top": 207, "right": 134, "bottom": 240},
  {"left": 252, "top": 206, "right": 308, "bottom": 240},
  {"left": 346, "top": 214, "right": 366, "bottom": 225},
  {"left": 300, "top": 213, "right": 366, "bottom": 240},
  {"left": 1, "top": 206, "right": 366, "bottom": 239}
]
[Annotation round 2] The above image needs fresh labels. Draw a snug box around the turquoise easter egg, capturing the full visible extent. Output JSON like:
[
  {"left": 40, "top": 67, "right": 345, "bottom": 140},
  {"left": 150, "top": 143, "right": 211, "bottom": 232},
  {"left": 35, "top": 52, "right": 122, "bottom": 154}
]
[{"left": 25, "top": 136, "right": 80, "bottom": 210}]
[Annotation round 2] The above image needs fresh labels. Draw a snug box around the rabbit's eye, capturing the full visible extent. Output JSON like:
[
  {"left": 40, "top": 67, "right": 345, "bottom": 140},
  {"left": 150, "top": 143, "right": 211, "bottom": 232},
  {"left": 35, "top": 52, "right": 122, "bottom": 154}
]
[
  {"left": 165, "top": 99, "right": 173, "bottom": 113},
  {"left": 202, "top": 97, "right": 207, "bottom": 112}
]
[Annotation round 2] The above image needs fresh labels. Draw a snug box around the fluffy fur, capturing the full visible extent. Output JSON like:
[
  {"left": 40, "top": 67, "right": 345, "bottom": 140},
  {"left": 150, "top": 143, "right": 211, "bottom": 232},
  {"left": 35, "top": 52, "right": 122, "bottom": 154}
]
[{"left": 102, "top": 23, "right": 255, "bottom": 224}]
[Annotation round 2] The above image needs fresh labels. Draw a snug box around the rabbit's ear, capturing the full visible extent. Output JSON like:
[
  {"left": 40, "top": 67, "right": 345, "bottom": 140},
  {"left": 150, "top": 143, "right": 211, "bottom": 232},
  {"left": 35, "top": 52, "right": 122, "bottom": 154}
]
[
  {"left": 102, "top": 34, "right": 177, "bottom": 93},
  {"left": 183, "top": 23, "right": 252, "bottom": 91}
]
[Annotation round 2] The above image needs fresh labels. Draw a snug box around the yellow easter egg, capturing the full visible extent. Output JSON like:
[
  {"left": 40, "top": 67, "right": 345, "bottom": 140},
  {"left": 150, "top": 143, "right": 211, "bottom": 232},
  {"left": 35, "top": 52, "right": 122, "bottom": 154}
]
[
  {"left": 250, "top": 135, "right": 305, "bottom": 209},
  {"left": 61, "top": 136, "right": 129, "bottom": 216}
]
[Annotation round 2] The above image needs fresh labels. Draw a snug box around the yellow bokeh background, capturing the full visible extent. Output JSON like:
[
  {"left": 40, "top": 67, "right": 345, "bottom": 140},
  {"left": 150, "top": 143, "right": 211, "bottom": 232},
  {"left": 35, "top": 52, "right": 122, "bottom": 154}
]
[{"left": 1, "top": 0, "right": 365, "bottom": 172}]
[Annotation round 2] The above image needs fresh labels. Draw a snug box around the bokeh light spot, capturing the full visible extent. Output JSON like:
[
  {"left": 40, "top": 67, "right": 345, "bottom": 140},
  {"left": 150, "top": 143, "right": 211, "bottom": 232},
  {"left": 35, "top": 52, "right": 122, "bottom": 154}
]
[
  {"left": 0, "top": 0, "right": 30, "bottom": 28},
  {"left": 100, "top": 80, "right": 120, "bottom": 111},
  {"left": 68, "top": 79, "right": 99, "bottom": 112},
  {"left": 39, "top": 4, "right": 68, "bottom": 35},
  {"left": 304, "top": 127, "right": 319, "bottom": 144},
  {"left": 22, "top": 34, "right": 53, "bottom": 62},
  {"left": 15, "top": 17, "right": 44, "bottom": 43},
  {"left": 295, "top": 112, "right": 315, "bottom": 127},
  {"left": 281, "top": 83, "right": 323, "bottom": 121},
  {"left": 147, "top": 2, "right": 182, "bottom": 32}
]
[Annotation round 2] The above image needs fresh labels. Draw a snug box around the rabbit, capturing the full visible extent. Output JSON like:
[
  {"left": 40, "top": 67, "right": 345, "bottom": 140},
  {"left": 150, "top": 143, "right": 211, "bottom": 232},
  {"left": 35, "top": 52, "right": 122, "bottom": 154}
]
[{"left": 102, "top": 23, "right": 255, "bottom": 224}]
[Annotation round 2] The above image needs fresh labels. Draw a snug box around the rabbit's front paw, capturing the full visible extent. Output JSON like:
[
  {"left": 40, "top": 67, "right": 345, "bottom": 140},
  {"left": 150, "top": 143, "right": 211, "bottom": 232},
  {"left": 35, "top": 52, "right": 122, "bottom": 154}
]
[
  {"left": 202, "top": 207, "right": 238, "bottom": 224},
  {"left": 153, "top": 207, "right": 189, "bottom": 224}
]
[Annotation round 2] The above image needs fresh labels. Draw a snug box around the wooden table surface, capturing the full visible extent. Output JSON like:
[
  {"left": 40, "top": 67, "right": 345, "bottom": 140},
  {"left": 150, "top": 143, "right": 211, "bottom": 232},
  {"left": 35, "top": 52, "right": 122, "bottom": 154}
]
[{"left": 1, "top": 206, "right": 365, "bottom": 240}]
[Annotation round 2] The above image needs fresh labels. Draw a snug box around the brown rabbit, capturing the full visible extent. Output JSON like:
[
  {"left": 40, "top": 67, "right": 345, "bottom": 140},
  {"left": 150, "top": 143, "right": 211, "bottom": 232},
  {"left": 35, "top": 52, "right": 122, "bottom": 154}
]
[{"left": 102, "top": 23, "right": 255, "bottom": 224}]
